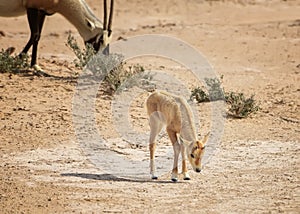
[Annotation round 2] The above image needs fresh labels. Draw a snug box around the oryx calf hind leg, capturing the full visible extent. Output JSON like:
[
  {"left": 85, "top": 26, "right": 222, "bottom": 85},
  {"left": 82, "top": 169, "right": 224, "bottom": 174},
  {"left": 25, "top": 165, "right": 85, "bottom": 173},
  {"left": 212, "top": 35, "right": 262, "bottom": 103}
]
[{"left": 149, "top": 114, "right": 163, "bottom": 179}]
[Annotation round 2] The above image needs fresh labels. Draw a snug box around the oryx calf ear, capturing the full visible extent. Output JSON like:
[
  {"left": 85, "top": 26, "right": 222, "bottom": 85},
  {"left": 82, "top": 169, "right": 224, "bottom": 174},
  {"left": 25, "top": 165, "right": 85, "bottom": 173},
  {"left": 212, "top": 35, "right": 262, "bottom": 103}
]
[{"left": 202, "top": 132, "right": 210, "bottom": 145}]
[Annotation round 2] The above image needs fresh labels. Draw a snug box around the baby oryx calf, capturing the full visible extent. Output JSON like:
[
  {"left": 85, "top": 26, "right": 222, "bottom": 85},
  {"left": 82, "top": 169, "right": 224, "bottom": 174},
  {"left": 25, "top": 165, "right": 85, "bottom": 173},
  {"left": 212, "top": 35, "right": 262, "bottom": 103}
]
[{"left": 146, "top": 91, "right": 209, "bottom": 182}]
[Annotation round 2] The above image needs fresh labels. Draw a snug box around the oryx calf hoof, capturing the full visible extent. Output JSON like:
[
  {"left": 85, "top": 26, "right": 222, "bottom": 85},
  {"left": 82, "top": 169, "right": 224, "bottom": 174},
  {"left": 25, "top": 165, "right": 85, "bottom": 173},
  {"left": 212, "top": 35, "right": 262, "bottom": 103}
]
[
  {"left": 171, "top": 173, "right": 178, "bottom": 182},
  {"left": 183, "top": 172, "right": 191, "bottom": 180},
  {"left": 151, "top": 175, "right": 158, "bottom": 180},
  {"left": 171, "top": 177, "right": 178, "bottom": 182}
]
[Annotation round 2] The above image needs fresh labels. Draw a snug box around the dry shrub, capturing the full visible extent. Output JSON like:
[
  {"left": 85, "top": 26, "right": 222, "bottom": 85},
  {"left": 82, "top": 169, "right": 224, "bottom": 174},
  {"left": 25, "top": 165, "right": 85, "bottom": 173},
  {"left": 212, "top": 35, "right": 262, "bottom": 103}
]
[
  {"left": 67, "top": 35, "right": 151, "bottom": 94},
  {"left": 190, "top": 76, "right": 260, "bottom": 118}
]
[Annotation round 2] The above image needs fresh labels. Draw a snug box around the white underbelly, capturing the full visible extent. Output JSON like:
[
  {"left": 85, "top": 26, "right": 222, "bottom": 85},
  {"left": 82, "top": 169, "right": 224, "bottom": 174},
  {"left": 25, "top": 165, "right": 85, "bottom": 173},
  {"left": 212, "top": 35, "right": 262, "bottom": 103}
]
[{"left": 0, "top": 0, "right": 26, "bottom": 17}]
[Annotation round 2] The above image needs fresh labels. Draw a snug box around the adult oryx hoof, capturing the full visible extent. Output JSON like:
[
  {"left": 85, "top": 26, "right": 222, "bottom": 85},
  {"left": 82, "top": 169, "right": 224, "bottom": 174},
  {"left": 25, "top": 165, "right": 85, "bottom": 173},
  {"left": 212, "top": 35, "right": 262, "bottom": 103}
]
[{"left": 33, "top": 65, "right": 51, "bottom": 77}]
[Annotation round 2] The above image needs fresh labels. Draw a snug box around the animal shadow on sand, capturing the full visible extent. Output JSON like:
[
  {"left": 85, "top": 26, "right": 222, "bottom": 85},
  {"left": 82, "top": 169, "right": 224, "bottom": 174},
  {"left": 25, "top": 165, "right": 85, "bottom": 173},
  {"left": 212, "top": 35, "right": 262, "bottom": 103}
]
[
  {"left": 10, "top": 68, "right": 78, "bottom": 80},
  {"left": 10, "top": 68, "right": 107, "bottom": 84},
  {"left": 61, "top": 173, "right": 181, "bottom": 183}
]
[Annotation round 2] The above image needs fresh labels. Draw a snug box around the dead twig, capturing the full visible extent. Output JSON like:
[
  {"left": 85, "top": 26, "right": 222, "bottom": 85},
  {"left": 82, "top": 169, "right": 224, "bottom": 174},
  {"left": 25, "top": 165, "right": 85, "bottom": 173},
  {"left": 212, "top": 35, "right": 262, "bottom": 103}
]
[{"left": 280, "top": 116, "right": 300, "bottom": 124}]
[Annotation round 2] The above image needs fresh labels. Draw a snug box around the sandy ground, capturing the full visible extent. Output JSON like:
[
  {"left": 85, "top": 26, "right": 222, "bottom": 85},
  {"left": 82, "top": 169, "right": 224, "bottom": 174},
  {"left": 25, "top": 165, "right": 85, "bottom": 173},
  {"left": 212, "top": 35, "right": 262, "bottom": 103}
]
[{"left": 0, "top": 0, "right": 299, "bottom": 213}]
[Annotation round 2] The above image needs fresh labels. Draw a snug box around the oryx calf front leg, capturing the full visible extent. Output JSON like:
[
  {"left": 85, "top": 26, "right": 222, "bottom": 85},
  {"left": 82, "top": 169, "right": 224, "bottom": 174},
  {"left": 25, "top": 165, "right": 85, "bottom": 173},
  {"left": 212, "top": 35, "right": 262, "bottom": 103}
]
[
  {"left": 171, "top": 141, "right": 181, "bottom": 182},
  {"left": 181, "top": 143, "right": 190, "bottom": 180},
  {"left": 167, "top": 128, "right": 181, "bottom": 182}
]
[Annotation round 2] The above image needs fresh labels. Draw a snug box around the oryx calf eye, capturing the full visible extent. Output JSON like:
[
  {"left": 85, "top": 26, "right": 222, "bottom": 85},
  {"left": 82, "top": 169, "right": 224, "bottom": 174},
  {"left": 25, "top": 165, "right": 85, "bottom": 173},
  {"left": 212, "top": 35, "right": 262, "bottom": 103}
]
[{"left": 190, "top": 154, "right": 195, "bottom": 158}]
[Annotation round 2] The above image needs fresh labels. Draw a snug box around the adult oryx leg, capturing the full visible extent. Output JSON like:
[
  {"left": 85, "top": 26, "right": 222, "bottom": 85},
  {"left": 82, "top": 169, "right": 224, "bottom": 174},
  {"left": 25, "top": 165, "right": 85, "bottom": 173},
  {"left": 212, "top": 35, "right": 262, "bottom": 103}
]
[
  {"left": 21, "top": 8, "right": 46, "bottom": 72},
  {"left": 31, "top": 10, "right": 46, "bottom": 71}
]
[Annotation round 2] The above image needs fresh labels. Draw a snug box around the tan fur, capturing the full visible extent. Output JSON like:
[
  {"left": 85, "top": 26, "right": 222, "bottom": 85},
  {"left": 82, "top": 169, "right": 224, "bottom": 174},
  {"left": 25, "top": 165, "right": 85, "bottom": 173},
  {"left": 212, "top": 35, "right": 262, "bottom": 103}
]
[
  {"left": 146, "top": 91, "right": 209, "bottom": 181},
  {"left": 0, "top": 0, "right": 102, "bottom": 41},
  {"left": 23, "top": 0, "right": 59, "bottom": 12}
]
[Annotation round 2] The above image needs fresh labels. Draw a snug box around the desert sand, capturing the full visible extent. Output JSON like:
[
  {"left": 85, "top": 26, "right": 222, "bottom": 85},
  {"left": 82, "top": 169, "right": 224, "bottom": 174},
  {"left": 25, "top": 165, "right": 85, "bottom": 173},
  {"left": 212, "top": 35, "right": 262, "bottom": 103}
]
[{"left": 0, "top": 0, "right": 299, "bottom": 213}]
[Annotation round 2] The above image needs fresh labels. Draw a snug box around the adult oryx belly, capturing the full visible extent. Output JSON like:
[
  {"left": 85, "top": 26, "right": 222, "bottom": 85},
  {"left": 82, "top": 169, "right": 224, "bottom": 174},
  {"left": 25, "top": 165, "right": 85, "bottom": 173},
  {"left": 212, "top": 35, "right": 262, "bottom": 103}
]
[
  {"left": 0, "top": 0, "right": 26, "bottom": 17},
  {"left": 0, "top": 0, "right": 59, "bottom": 17},
  {"left": 23, "top": 0, "right": 59, "bottom": 13}
]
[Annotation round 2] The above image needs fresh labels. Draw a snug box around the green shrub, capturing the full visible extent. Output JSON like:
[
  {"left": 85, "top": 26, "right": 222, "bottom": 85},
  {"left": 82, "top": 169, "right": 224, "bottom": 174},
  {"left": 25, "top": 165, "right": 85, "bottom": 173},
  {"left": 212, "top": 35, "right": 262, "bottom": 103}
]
[
  {"left": 104, "top": 62, "right": 146, "bottom": 93},
  {"left": 66, "top": 34, "right": 96, "bottom": 69},
  {"left": 205, "top": 76, "right": 224, "bottom": 101},
  {"left": 0, "top": 48, "right": 29, "bottom": 72},
  {"left": 225, "top": 92, "right": 260, "bottom": 118},
  {"left": 190, "top": 76, "right": 260, "bottom": 118},
  {"left": 190, "top": 76, "right": 224, "bottom": 102},
  {"left": 190, "top": 87, "right": 210, "bottom": 103}
]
